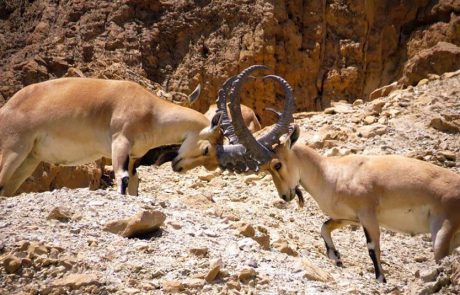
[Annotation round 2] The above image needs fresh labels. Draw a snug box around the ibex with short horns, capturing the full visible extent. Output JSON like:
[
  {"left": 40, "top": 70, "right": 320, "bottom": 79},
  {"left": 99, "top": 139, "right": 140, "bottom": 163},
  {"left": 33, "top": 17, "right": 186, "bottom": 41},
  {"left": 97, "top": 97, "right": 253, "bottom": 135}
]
[
  {"left": 0, "top": 78, "right": 222, "bottom": 196},
  {"left": 206, "top": 65, "right": 460, "bottom": 283}
]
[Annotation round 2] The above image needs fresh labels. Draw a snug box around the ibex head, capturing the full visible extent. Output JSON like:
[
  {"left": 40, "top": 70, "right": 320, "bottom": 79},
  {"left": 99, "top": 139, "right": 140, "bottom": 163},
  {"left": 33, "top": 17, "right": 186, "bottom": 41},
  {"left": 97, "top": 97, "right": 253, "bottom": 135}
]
[
  {"left": 171, "top": 111, "right": 223, "bottom": 172},
  {"left": 266, "top": 125, "right": 303, "bottom": 205},
  {"left": 172, "top": 65, "right": 298, "bottom": 182}
]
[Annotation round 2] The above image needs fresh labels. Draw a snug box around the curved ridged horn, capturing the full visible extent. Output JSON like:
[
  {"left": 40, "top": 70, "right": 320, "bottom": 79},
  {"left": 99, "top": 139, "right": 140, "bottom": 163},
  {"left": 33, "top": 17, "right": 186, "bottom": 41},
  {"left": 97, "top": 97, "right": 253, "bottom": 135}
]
[
  {"left": 216, "top": 76, "right": 238, "bottom": 144},
  {"left": 256, "top": 75, "right": 295, "bottom": 149},
  {"left": 228, "top": 65, "right": 272, "bottom": 164}
]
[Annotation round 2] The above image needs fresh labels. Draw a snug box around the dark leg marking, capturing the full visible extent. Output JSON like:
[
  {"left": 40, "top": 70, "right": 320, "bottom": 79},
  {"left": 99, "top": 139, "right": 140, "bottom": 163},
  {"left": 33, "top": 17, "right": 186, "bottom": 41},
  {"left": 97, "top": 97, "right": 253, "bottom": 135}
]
[
  {"left": 364, "top": 227, "right": 386, "bottom": 283},
  {"left": 324, "top": 240, "right": 342, "bottom": 267},
  {"left": 121, "top": 177, "right": 129, "bottom": 195},
  {"left": 322, "top": 219, "right": 343, "bottom": 267},
  {"left": 120, "top": 155, "right": 130, "bottom": 195},
  {"left": 364, "top": 227, "right": 371, "bottom": 243}
]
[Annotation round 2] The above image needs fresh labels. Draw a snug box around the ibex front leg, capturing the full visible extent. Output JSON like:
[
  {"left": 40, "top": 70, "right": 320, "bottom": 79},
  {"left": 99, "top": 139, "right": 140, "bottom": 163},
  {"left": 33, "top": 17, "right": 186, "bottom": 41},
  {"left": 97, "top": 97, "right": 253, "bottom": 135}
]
[
  {"left": 112, "top": 135, "right": 131, "bottom": 195},
  {"left": 321, "top": 219, "right": 358, "bottom": 267},
  {"left": 127, "top": 158, "right": 139, "bottom": 196}
]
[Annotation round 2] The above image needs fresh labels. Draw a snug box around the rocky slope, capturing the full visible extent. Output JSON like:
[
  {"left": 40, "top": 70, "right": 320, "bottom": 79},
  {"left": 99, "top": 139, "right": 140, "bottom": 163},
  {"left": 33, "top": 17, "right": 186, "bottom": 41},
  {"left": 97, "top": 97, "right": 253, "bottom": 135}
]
[{"left": 1, "top": 70, "right": 459, "bottom": 294}]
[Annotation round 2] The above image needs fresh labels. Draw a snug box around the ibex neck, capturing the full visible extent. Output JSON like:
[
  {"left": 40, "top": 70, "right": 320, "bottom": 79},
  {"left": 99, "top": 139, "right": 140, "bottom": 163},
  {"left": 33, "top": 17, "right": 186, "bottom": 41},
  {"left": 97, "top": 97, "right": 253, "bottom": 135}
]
[
  {"left": 154, "top": 104, "right": 209, "bottom": 145},
  {"left": 293, "top": 145, "right": 325, "bottom": 196}
]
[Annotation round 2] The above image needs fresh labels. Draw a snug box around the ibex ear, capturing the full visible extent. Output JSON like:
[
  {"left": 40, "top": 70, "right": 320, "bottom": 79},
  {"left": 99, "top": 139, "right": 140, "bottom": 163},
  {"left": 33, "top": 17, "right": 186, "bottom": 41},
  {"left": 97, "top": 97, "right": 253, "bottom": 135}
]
[
  {"left": 210, "top": 111, "right": 223, "bottom": 129},
  {"left": 289, "top": 125, "right": 300, "bottom": 148},
  {"left": 188, "top": 84, "right": 201, "bottom": 105},
  {"left": 279, "top": 125, "right": 300, "bottom": 149},
  {"left": 200, "top": 112, "right": 223, "bottom": 141}
]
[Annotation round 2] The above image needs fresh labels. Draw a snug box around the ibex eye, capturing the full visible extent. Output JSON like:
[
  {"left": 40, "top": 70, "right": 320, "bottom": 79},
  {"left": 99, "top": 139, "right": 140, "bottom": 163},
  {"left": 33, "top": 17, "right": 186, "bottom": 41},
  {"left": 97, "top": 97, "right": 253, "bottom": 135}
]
[
  {"left": 274, "top": 162, "right": 282, "bottom": 171},
  {"left": 203, "top": 146, "right": 209, "bottom": 156}
]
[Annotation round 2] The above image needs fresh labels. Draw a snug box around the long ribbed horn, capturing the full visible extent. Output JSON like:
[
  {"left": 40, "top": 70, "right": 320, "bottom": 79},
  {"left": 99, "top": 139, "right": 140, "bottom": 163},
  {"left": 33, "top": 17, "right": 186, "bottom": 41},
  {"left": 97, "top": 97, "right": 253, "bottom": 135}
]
[
  {"left": 256, "top": 75, "right": 295, "bottom": 149},
  {"left": 227, "top": 73, "right": 295, "bottom": 167},
  {"left": 216, "top": 76, "right": 238, "bottom": 144},
  {"left": 228, "top": 65, "right": 272, "bottom": 164},
  {"left": 215, "top": 68, "right": 264, "bottom": 172}
]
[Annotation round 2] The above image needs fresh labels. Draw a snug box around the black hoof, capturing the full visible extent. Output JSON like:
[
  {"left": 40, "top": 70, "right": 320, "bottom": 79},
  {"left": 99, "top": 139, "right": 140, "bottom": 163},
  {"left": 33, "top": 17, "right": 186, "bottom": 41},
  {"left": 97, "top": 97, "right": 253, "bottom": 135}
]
[
  {"left": 121, "top": 176, "right": 129, "bottom": 195},
  {"left": 378, "top": 276, "right": 387, "bottom": 283}
]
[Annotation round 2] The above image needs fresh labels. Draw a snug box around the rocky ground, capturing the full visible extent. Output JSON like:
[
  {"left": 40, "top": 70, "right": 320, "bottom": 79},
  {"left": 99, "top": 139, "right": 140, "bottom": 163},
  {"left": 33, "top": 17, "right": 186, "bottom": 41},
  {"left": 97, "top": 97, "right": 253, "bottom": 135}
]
[{"left": 1, "top": 72, "right": 460, "bottom": 294}]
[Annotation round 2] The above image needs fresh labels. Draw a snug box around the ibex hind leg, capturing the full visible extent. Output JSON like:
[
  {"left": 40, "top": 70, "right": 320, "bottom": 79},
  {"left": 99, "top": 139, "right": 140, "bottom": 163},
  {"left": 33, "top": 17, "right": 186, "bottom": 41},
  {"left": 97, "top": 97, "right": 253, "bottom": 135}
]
[
  {"left": 2, "top": 155, "right": 39, "bottom": 196},
  {"left": 359, "top": 211, "right": 386, "bottom": 283},
  {"left": 430, "top": 216, "right": 457, "bottom": 262},
  {"left": 0, "top": 143, "right": 33, "bottom": 196}
]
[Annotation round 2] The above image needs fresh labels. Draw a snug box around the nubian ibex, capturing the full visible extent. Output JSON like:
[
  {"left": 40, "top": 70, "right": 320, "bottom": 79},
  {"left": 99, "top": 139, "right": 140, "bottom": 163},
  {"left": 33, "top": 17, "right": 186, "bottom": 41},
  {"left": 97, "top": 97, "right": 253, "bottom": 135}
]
[
  {"left": 196, "top": 65, "right": 460, "bottom": 283},
  {"left": 0, "top": 78, "right": 224, "bottom": 196}
]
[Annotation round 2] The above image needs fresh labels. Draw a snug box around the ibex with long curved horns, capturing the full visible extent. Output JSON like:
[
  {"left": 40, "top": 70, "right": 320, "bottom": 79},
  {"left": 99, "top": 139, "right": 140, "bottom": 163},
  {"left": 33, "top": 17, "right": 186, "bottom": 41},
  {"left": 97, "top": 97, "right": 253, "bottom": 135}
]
[
  {"left": 172, "top": 65, "right": 294, "bottom": 173},
  {"left": 0, "top": 78, "right": 222, "bottom": 196},
  {"left": 187, "top": 65, "right": 460, "bottom": 283}
]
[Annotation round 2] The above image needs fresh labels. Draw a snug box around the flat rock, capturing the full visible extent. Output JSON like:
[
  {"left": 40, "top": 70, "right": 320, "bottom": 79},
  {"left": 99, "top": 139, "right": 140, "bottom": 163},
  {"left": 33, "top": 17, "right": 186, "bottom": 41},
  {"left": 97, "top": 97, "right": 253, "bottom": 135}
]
[
  {"left": 331, "top": 101, "right": 354, "bottom": 113},
  {"left": 363, "top": 115, "right": 377, "bottom": 125},
  {"left": 189, "top": 247, "right": 208, "bottom": 257},
  {"left": 369, "top": 82, "right": 401, "bottom": 100},
  {"left": 301, "top": 259, "right": 334, "bottom": 282},
  {"left": 438, "top": 150, "right": 456, "bottom": 161},
  {"left": 429, "top": 118, "right": 460, "bottom": 133},
  {"left": 420, "top": 268, "right": 439, "bottom": 283},
  {"left": 47, "top": 206, "right": 74, "bottom": 222},
  {"left": 252, "top": 232, "right": 270, "bottom": 250},
  {"left": 162, "top": 280, "right": 184, "bottom": 292},
  {"left": 51, "top": 273, "right": 100, "bottom": 289},
  {"left": 238, "top": 267, "right": 257, "bottom": 281},
  {"left": 236, "top": 222, "right": 255, "bottom": 237},
  {"left": 272, "top": 239, "right": 298, "bottom": 257},
  {"left": 103, "top": 210, "right": 166, "bottom": 238},
  {"left": 357, "top": 124, "right": 388, "bottom": 138},
  {"left": 205, "top": 258, "right": 222, "bottom": 282}
]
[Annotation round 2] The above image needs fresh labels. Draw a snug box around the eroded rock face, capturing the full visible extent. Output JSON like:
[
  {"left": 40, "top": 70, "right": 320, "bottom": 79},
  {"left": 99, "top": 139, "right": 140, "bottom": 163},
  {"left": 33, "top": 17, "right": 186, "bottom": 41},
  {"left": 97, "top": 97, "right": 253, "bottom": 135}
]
[
  {"left": 1, "top": 1, "right": 459, "bottom": 115},
  {"left": 16, "top": 162, "right": 102, "bottom": 195}
]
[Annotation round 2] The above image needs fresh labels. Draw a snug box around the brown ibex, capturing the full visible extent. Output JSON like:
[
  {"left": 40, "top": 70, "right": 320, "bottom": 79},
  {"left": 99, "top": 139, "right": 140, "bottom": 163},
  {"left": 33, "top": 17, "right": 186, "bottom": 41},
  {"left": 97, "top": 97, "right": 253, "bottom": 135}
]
[
  {"left": 0, "top": 78, "right": 223, "bottom": 196},
  {"left": 183, "top": 65, "right": 460, "bottom": 283}
]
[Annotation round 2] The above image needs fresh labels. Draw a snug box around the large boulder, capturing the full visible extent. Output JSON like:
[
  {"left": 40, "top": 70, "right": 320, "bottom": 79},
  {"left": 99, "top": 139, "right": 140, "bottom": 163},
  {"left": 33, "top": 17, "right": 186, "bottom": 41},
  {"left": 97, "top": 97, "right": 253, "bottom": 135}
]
[{"left": 400, "top": 42, "right": 460, "bottom": 86}]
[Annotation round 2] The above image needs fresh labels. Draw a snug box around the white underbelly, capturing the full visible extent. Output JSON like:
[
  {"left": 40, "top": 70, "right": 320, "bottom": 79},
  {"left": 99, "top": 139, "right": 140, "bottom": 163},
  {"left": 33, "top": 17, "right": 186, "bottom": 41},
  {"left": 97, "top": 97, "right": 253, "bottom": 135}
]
[
  {"left": 378, "top": 205, "right": 431, "bottom": 234},
  {"left": 35, "top": 133, "right": 110, "bottom": 165}
]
